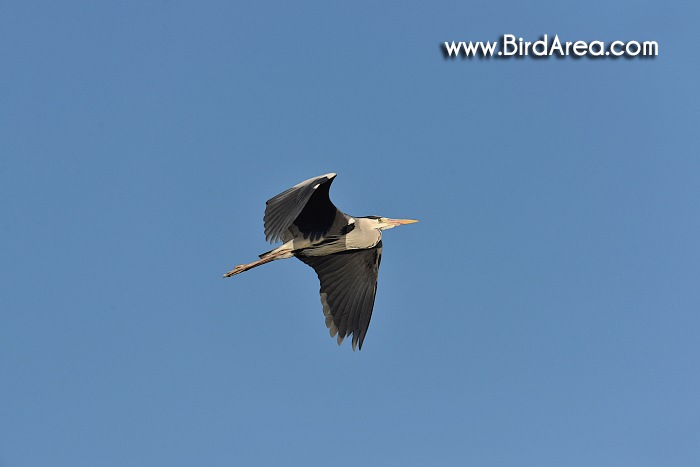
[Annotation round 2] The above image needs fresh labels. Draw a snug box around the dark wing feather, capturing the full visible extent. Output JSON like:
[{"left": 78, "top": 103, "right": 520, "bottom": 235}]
[
  {"left": 298, "top": 243, "right": 382, "bottom": 350},
  {"left": 263, "top": 173, "right": 341, "bottom": 243}
]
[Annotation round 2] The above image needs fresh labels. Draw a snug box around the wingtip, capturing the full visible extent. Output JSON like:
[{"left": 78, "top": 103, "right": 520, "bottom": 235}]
[{"left": 352, "top": 335, "right": 364, "bottom": 352}]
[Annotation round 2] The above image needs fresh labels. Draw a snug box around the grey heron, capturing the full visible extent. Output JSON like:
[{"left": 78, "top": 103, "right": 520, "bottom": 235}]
[{"left": 223, "top": 173, "right": 417, "bottom": 350}]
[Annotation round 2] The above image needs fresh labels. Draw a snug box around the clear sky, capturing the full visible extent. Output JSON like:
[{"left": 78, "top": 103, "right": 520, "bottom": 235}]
[{"left": 2, "top": 1, "right": 698, "bottom": 466}]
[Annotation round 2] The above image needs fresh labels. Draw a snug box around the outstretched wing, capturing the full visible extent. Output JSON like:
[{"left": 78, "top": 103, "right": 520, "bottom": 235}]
[
  {"left": 263, "top": 173, "right": 343, "bottom": 244},
  {"left": 298, "top": 243, "right": 382, "bottom": 350}
]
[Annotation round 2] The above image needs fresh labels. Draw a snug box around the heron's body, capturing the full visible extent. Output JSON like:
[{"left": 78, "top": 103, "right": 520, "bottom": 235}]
[
  {"left": 224, "top": 173, "right": 416, "bottom": 350},
  {"left": 268, "top": 216, "right": 382, "bottom": 258}
]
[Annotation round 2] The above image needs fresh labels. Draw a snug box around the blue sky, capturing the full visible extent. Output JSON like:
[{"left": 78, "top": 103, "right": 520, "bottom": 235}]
[{"left": 2, "top": 1, "right": 698, "bottom": 465}]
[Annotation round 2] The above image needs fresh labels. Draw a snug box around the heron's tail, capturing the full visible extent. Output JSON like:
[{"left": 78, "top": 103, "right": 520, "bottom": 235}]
[{"left": 258, "top": 248, "right": 274, "bottom": 259}]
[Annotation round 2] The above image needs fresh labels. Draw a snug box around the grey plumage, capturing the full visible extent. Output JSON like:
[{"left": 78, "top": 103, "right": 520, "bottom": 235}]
[
  {"left": 263, "top": 173, "right": 344, "bottom": 243},
  {"left": 224, "top": 173, "right": 417, "bottom": 350},
  {"left": 298, "top": 244, "right": 382, "bottom": 350}
]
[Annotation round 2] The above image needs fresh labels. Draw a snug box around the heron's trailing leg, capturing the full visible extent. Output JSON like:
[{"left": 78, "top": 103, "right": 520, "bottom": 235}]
[{"left": 223, "top": 248, "right": 293, "bottom": 278}]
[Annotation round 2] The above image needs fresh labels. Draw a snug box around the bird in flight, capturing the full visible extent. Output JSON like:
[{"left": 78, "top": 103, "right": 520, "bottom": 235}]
[{"left": 223, "top": 173, "right": 418, "bottom": 350}]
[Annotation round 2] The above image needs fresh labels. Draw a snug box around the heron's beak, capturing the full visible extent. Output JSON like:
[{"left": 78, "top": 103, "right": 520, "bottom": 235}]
[{"left": 389, "top": 218, "right": 419, "bottom": 226}]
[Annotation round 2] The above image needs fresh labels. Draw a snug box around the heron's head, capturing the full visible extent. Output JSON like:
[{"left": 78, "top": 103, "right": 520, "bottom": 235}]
[{"left": 365, "top": 216, "right": 419, "bottom": 231}]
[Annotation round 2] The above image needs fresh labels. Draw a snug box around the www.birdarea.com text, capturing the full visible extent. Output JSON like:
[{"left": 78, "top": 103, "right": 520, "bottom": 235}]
[{"left": 444, "top": 34, "right": 658, "bottom": 58}]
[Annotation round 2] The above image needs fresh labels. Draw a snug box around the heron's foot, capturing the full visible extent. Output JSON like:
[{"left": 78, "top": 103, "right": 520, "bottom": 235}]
[{"left": 223, "top": 264, "right": 246, "bottom": 278}]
